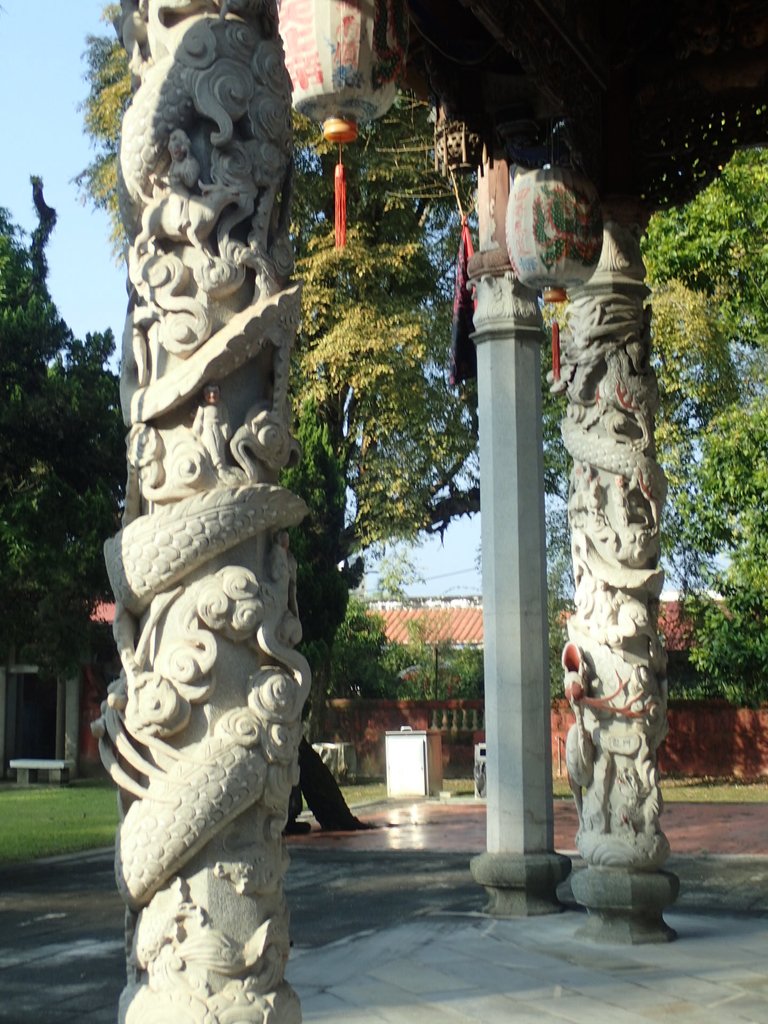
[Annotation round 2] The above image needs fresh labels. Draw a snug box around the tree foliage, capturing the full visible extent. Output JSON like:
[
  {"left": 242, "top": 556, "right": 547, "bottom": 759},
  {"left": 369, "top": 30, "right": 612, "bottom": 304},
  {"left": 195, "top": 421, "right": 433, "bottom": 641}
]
[
  {"left": 290, "top": 103, "right": 478, "bottom": 555},
  {"left": 0, "top": 193, "right": 124, "bottom": 673},
  {"left": 285, "top": 101, "right": 480, "bottom": 728},
  {"left": 642, "top": 147, "right": 768, "bottom": 704},
  {"left": 75, "top": 4, "right": 128, "bottom": 253},
  {"left": 380, "top": 627, "right": 483, "bottom": 701},
  {"left": 683, "top": 402, "right": 768, "bottom": 704},
  {"left": 327, "top": 597, "right": 484, "bottom": 701},
  {"left": 643, "top": 148, "right": 768, "bottom": 360},
  {"left": 327, "top": 597, "right": 391, "bottom": 699},
  {"left": 647, "top": 279, "right": 742, "bottom": 585}
]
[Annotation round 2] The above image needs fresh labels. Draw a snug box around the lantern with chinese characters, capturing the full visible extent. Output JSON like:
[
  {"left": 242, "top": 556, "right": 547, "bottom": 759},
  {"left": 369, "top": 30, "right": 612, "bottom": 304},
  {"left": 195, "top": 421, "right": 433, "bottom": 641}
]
[
  {"left": 279, "top": 0, "right": 409, "bottom": 246},
  {"left": 506, "top": 165, "right": 602, "bottom": 382}
]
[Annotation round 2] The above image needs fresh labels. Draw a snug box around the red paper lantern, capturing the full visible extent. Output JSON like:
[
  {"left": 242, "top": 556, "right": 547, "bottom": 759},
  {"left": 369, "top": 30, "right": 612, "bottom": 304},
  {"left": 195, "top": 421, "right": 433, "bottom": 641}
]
[{"left": 279, "top": 0, "right": 408, "bottom": 246}]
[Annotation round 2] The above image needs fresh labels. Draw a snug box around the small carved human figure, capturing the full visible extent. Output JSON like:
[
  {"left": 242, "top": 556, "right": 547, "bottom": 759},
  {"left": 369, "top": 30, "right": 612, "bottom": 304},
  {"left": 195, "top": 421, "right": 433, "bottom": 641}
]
[
  {"left": 193, "top": 383, "right": 231, "bottom": 474},
  {"left": 167, "top": 129, "right": 200, "bottom": 192}
]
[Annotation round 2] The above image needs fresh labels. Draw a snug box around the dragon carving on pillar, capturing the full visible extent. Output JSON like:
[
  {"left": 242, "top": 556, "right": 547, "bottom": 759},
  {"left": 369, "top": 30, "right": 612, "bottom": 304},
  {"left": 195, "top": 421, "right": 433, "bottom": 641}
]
[
  {"left": 92, "top": 2, "right": 309, "bottom": 1020},
  {"left": 557, "top": 219, "right": 671, "bottom": 872}
]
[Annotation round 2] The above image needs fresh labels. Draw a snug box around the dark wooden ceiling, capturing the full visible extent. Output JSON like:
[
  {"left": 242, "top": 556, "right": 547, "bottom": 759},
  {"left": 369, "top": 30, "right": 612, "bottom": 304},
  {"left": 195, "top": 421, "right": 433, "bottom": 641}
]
[{"left": 406, "top": 0, "right": 768, "bottom": 210}]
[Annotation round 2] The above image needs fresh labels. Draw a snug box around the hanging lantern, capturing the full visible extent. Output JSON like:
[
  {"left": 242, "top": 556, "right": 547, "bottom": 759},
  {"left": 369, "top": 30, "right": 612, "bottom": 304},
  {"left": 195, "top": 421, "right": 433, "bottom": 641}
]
[
  {"left": 434, "top": 104, "right": 483, "bottom": 179},
  {"left": 279, "top": 0, "right": 409, "bottom": 247},
  {"left": 505, "top": 165, "right": 602, "bottom": 382}
]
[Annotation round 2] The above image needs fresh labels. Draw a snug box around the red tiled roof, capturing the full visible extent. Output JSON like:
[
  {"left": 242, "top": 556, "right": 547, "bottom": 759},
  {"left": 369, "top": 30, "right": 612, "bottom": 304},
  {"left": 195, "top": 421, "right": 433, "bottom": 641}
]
[
  {"left": 371, "top": 605, "right": 484, "bottom": 646},
  {"left": 92, "top": 601, "right": 115, "bottom": 624}
]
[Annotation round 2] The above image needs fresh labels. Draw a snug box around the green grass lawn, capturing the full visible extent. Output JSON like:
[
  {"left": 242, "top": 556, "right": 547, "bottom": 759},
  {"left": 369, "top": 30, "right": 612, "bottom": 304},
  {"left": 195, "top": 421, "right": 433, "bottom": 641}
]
[
  {"left": 0, "top": 773, "right": 766, "bottom": 864},
  {"left": 0, "top": 779, "right": 118, "bottom": 863}
]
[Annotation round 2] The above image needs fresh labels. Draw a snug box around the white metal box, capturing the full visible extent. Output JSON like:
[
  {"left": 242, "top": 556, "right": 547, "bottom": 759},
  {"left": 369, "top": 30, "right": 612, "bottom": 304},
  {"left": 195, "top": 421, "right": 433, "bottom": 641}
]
[{"left": 385, "top": 728, "right": 443, "bottom": 797}]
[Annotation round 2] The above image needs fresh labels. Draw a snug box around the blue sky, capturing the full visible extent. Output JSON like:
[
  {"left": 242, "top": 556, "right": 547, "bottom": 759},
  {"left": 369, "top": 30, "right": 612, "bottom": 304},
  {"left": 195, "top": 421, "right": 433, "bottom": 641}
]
[
  {"left": 0, "top": 2, "right": 481, "bottom": 597},
  {"left": 1, "top": 4, "right": 127, "bottom": 345}
]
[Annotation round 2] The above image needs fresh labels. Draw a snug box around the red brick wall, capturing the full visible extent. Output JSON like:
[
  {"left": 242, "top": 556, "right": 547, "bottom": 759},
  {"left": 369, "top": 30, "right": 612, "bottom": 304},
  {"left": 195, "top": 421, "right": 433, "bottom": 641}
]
[
  {"left": 662, "top": 702, "right": 768, "bottom": 778},
  {"left": 326, "top": 698, "right": 768, "bottom": 779}
]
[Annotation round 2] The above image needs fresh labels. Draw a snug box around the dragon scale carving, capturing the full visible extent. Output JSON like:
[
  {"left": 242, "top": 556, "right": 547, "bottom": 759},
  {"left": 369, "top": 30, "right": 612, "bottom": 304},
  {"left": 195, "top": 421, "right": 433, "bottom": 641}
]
[
  {"left": 95, "top": 3, "right": 309, "bottom": 1021},
  {"left": 557, "top": 219, "right": 671, "bottom": 871}
]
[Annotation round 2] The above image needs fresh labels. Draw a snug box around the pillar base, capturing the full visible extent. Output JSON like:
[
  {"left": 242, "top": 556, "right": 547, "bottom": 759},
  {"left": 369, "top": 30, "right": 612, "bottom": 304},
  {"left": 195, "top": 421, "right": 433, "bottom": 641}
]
[
  {"left": 470, "top": 851, "right": 571, "bottom": 917},
  {"left": 571, "top": 867, "right": 679, "bottom": 944}
]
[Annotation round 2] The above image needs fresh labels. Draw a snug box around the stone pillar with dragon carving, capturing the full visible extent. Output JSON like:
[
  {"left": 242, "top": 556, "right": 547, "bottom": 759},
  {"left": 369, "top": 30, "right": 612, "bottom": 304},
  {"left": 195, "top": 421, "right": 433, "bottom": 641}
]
[
  {"left": 556, "top": 212, "right": 678, "bottom": 943},
  {"left": 92, "top": 2, "right": 310, "bottom": 1020}
]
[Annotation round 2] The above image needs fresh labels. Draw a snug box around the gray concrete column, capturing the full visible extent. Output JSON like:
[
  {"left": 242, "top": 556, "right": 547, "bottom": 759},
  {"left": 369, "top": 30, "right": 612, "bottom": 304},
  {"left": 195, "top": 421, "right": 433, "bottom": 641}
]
[
  {"left": 56, "top": 678, "right": 66, "bottom": 760},
  {"left": 469, "top": 160, "right": 570, "bottom": 916},
  {"left": 0, "top": 668, "right": 6, "bottom": 779},
  {"left": 64, "top": 675, "right": 80, "bottom": 777}
]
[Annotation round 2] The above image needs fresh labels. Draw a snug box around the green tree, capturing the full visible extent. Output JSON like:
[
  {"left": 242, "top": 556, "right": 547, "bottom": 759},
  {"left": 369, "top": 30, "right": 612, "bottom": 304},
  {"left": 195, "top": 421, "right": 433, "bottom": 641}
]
[
  {"left": 375, "top": 613, "right": 483, "bottom": 701},
  {"left": 641, "top": 147, "right": 768, "bottom": 703},
  {"left": 285, "top": 103, "right": 478, "bottom": 730},
  {"left": 0, "top": 187, "right": 124, "bottom": 674},
  {"left": 328, "top": 597, "right": 391, "bottom": 699},
  {"left": 643, "top": 147, "right": 768, "bottom": 361},
  {"left": 76, "top": 4, "right": 127, "bottom": 253},
  {"left": 282, "top": 400, "right": 355, "bottom": 737},
  {"left": 289, "top": 102, "right": 478, "bottom": 555},
  {"left": 682, "top": 402, "right": 768, "bottom": 704},
  {"left": 648, "top": 279, "right": 742, "bottom": 586}
]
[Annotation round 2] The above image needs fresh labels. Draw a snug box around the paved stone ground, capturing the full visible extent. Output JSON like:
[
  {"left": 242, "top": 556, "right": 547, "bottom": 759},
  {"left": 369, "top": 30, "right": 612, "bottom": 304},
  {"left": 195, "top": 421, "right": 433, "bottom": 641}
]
[
  {"left": 0, "top": 799, "right": 766, "bottom": 1023},
  {"left": 289, "top": 912, "right": 768, "bottom": 1023}
]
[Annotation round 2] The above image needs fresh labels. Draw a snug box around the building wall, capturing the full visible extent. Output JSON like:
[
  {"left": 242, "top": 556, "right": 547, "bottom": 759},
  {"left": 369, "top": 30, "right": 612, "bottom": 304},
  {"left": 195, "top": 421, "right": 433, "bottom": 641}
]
[
  {"left": 661, "top": 702, "right": 768, "bottom": 779},
  {"left": 326, "top": 698, "right": 768, "bottom": 779},
  {"left": 325, "top": 699, "right": 484, "bottom": 777}
]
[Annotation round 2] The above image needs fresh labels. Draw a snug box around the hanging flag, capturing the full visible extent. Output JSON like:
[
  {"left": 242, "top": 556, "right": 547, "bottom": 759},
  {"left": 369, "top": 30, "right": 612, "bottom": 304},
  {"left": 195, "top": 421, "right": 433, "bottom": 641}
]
[{"left": 449, "top": 217, "right": 477, "bottom": 384}]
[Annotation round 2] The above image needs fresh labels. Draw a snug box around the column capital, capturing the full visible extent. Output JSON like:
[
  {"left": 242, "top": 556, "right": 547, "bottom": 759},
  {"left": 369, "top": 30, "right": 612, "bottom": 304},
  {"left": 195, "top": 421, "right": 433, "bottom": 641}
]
[{"left": 471, "top": 269, "right": 544, "bottom": 343}]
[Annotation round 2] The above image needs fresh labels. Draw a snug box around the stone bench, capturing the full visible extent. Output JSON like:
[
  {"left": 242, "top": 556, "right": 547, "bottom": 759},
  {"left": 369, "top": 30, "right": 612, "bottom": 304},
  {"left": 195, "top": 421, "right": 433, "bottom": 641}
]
[{"left": 9, "top": 759, "right": 73, "bottom": 785}]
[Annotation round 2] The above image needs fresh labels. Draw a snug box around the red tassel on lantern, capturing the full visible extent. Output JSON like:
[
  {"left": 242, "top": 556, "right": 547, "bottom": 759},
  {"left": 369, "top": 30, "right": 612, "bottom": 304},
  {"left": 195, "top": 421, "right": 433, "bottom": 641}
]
[
  {"left": 335, "top": 148, "right": 347, "bottom": 249},
  {"left": 324, "top": 120, "right": 357, "bottom": 249},
  {"left": 280, "top": 0, "right": 408, "bottom": 249},
  {"left": 551, "top": 318, "right": 561, "bottom": 382}
]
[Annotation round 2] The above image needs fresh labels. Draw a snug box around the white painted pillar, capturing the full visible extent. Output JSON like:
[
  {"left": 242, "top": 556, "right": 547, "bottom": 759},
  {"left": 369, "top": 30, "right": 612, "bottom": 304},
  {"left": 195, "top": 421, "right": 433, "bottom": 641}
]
[{"left": 469, "top": 160, "right": 570, "bottom": 915}]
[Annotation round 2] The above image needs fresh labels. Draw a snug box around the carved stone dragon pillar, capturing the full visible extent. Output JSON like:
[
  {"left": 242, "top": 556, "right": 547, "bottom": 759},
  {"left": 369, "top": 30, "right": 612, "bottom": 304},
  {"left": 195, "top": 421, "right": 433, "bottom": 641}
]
[
  {"left": 93, "top": 2, "right": 310, "bottom": 1020},
  {"left": 557, "top": 215, "right": 678, "bottom": 942}
]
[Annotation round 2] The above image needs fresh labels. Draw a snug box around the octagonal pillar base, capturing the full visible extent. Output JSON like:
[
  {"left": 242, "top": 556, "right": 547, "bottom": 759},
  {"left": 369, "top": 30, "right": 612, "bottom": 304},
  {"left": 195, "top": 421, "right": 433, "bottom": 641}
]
[
  {"left": 470, "top": 851, "right": 572, "bottom": 917},
  {"left": 571, "top": 866, "right": 679, "bottom": 944}
]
